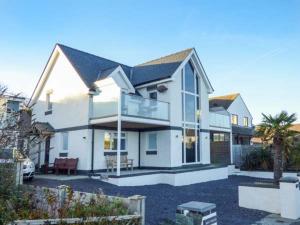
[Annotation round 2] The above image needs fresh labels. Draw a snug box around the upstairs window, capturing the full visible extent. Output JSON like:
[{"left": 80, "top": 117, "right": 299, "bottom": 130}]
[
  {"left": 243, "top": 117, "right": 249, "bottom": 127},
  {"left": 231, "top": 114, "right": 238, "bottom": 125},
  {"left": 46, "top": 91, "right": 53, "bottom": 111},
  {"left": 149, "top": 91, "right": 157, "bottom": 100}
]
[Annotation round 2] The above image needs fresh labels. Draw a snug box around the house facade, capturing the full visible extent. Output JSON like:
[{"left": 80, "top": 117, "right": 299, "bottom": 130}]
[
  {"left": 30, "top": 44, "right": 232, "bottom": 180},
  {"left": 209, "top": 93, "right": 254, "bottom": 145}
]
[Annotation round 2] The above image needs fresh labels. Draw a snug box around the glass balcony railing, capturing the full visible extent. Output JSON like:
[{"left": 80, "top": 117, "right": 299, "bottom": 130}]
[
  {"left": 209, "top": 112, "right": 231, "bottom": 129},
  {"left": 91, "top": 93, "right": 170, "bottom": 121}
]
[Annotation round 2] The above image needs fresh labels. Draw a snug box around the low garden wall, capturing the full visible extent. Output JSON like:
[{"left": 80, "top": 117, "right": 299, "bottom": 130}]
[{"left": 239, "top": 177, "right": 300, "bottom": 219}]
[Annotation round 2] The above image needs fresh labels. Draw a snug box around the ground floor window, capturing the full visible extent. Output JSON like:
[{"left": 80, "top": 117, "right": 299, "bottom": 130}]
[
  {"left": 104, "top": 132, "right": 126, "bottom": 151},
  {"left": 182, "top": 124, "right": 200, "bottom": 164},
  {"left": 147, "top": 133, "right": 157, "bottom": 150},
  {"left": 211, "top": 132, "right": 230, "bottom": 142},
  {"left": 62, "top": 132, "right": 69, "bottom": 150}
]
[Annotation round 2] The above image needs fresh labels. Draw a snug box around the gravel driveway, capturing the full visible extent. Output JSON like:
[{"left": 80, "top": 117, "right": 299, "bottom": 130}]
[{"left": 27, "top": 175, "right": 269, "bottom": 225}]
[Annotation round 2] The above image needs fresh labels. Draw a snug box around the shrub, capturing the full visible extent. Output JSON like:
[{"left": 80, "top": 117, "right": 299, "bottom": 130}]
[{"left": 241, "top": 148, "right": 273, "bottom": 171}]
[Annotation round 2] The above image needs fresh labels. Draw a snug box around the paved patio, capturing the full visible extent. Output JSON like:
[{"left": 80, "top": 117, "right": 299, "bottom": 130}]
[{"left": 27, "top": 176, "right": 278, "bottom": 225}]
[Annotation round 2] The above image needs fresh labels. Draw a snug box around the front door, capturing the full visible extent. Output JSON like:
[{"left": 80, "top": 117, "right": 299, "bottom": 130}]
[
  {"left": 185, "top": 129, "right": 196, "bottom": 163},
  {"left": 44, "top": 136, "right": 51, "bottom": 164}
]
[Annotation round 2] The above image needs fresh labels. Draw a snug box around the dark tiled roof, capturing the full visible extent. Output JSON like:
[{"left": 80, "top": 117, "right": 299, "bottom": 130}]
[
  {"left": 58, "top": 44, "right": 131, "bottom": 88},
  {"left": 58, "top": 44, "right": 193, "bottom": 88},
  {"left": 209, "top": 93, "right": 239, "bottom": 109}
]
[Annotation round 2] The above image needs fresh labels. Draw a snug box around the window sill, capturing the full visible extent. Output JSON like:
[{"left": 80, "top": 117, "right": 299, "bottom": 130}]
[
  {"left": 146, "top": 150, "right": 157, "bottom": 155},
  {"left": 59, "top": 152, "right": 68, "bottom": 157},
  {"left": 104, "top": 151, "right": 128, "bottom": 156},
  {"left": 45, "top": 110, "right": 52, "bottom": 115}
]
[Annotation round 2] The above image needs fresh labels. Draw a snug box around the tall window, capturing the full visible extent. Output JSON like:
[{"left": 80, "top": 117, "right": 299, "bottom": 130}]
[
  {"left": 181, "top": 60, "right": 201, "bottom": 164},
  {"left": 62, "top": 132, "right": 69, "bottom": 150},
  {"left": 148, "top": 133, "right": 157, "bottom": 150},
  {"left": 243, "top": 117, "right": 249, "bottom": 127},
  {"left": 231, "top": 114, "right": 238, "bottom": 125},
  {"left": 46, "top": 91, "right": 53, "bottom": 111},
  {"left": 104, "top": 132, "right": 126, "bottom": 151}
]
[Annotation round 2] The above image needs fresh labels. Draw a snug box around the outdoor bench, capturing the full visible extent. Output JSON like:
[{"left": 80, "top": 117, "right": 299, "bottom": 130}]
[
  {"left": 105, "top": 155, "right": 133, "bottom": 172},
  {"left": 48, "top": 158, "right": 79, "bottom": 175}
]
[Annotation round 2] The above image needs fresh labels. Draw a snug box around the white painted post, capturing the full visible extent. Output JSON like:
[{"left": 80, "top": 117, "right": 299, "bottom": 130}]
[
  {"left": 117, "top": 88, "right": 122, "bottom": 177},
  {"left": 279, "top": 177, "right": 300, "bottom": 219}
]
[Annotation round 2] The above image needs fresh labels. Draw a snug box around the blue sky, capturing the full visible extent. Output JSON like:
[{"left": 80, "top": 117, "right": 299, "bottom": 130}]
[{"left": 0, "top": 0, "right": 299, "bottom": 124}]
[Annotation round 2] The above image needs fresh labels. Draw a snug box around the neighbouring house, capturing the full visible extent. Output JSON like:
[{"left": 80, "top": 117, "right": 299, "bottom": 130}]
[
  {"left": 29, "top": 44, "right": 232, "bottom": 186},
  {"left": 209, "top": 93, "right": 254, "bottom": 145}
]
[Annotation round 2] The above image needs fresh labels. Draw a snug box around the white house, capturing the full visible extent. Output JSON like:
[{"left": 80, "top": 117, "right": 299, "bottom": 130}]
[
  {"left": 209, "top": 93, "right": 254, "bottom": 146},
  {"left": 30, "top": 44, "right": 232, "bottom": 186}
]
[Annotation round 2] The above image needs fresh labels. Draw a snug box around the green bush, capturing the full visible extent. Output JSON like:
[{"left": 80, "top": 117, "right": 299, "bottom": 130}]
[{"left": 241, "top": 148, "right": 273, "bottom": 171}]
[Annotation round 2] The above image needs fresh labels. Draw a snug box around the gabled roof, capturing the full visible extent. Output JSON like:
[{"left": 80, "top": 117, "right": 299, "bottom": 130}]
[
  {"left": 58, "top": 44, "right": 194, "bottom": 88},
  {"left": 209, "top": 93, "right": 240, "bottom": 109},
  {"left": 131, "top": 48, "right": 193, "bottom": 86},
  {"left": 58, "top": 44, "right": 132, "bottom": 88}
]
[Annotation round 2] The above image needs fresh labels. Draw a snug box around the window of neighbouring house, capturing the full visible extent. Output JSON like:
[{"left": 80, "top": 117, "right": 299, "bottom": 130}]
[
  {"left": 231, "top": 114, "right": 238, "bottom": 125},
  {"left": 46, "top": 91, "right": 53, "bottom": 111},
  {"left": 212, "top": 132, "right": 230, "bottom": 142},
  {"left": 6, "top": 100, "right": 20, "bottom": 113},
  {"left": 148, "top": 133, "right": 157, "bottom": 150},
  {"left": 104, "top": 132, "right": 126, "bottom": 151},
  {"left": 62, "top": 132, "right": 69, "bottom": 150},
  {"left": 243, "top": 117, "right": 249, "bottom": 127}
]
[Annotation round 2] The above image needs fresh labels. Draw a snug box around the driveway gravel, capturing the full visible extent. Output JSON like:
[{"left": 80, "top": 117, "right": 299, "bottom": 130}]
[{"left": 27, "top": 175, "right": 270, "bottom": 225}]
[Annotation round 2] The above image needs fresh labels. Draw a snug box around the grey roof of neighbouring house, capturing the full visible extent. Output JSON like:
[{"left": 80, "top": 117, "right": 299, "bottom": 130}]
[{"left": 58, "top": 44, "right": 193, "bottom": 88}]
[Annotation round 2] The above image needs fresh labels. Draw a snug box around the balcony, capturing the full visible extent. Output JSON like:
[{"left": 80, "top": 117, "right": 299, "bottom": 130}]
[
  {"left": 209, "top": 112, "right": 231, "bottom": 130},
  {"left": 90, "top": 93, "right": 170, "bottom": 126}
]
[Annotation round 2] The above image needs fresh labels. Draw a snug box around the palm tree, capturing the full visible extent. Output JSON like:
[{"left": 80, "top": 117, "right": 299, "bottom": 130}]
[{"left": 257, "top": 111, "right": 297, "bottom": 183}]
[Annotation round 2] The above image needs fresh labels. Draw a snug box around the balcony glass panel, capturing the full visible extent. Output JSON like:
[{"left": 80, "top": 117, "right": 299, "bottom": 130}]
[
  {"left": 209, "top": 112, "right": 231, "bottom": 129},
  {"left": 91, "top": 93, "right": 169, "bottom": 121},
  {"left": 121, "top": 93, "right": 169, "bottom": 121}
]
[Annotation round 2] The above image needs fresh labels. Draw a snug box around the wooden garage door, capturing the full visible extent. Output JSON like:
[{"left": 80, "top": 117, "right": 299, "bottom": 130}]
[{"left": 210, "top": 132, "right": 231, "bottom": 165}]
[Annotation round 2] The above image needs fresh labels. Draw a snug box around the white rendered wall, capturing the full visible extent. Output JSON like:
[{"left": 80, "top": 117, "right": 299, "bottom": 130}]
[
  {"left": 239, "top": 186, "right": 280, "bottom": 214},
  {"left": 104, "top": 166, "right": 228, "bottom": 186},
  {"left": 228, "top": 95, "right": 253, "bottom": 127},
  {"left": 32, "top": 52, "right": 90, "bottom": 129},
  {"left": 140, "top": 130, "right": 171, "bottom": 168},
  {"left": 93, "top": 129, "right": 139, "bottom": 171}
]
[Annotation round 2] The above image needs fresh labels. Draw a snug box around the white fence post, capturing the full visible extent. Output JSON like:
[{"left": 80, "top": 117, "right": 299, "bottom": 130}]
[{"left": 279, "top": 177, "right": 300, "bottom": 219}]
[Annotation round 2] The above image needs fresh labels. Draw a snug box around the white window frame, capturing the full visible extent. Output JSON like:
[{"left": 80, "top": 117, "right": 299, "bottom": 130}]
[
  {"left": 103, "top": 131, "right": 127, "bottom": 151},
  {"left": 147, "top": 132, "right": 157, "bottom": 151},
  {"left": 62, "top": 132, "right": 69, "bottom": 151}
]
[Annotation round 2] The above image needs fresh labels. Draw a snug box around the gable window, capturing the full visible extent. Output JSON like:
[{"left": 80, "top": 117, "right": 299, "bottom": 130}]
[
  {"left": 181, "top": 60, "right": 201, "bottom": 164},
  {"left": 46, "top": 91, "right": 53, "bottom": 111},
  {"left": 149, "top": 91, "right": 157, "bottom": 100},
  {"left": 243, "top": 117, "right": 249, "bottom": 127},
  {"left": 62, "top": 132, "right": 69, "bottom": 150},
  {"left": 231, "top": 114, "right": 238, "bottom": 125},
  {"left": 148, "top": 133, "right": 157, "bottom": 150},
  {"left": 104, "top": 132, "right": 126, "bottom": 151}
]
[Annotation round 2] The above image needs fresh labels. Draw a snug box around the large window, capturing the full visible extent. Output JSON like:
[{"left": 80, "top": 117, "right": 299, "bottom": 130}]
[
  {"left": 181, "top": 60, "right": 201, "bottom": 164},
  {"left": 211, "top": 132, "right": 230, "bottom": 142},
  {"left": 104, "top": 132, "right": 126, "bottom": 151},
  {"left": 62, "top": 132, "right": 69, "bottom": 150},
  {"left": 231, "top": 114, "right": 238, "bottom": 125}
]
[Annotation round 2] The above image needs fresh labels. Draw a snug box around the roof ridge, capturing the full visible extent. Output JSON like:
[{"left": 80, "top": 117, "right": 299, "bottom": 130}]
[
  {"left": 135, "top": 47, "right": 194, "bottom": 66},
  {"left": 57, "top": 43, "right": 132, "bottom": 69}
]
